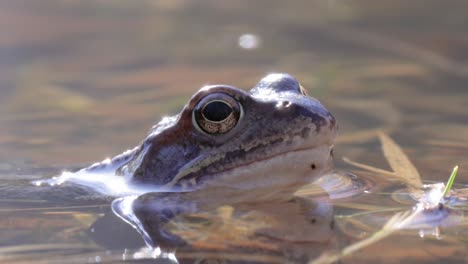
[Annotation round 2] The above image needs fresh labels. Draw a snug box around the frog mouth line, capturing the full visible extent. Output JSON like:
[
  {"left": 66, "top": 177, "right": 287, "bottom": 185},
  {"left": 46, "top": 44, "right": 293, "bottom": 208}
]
[
  {"left": 163, "top": 143, "right": 332, "bottom": 190},
  {"left": 224, "top": 144, "right": 329, "bottom": 172}
]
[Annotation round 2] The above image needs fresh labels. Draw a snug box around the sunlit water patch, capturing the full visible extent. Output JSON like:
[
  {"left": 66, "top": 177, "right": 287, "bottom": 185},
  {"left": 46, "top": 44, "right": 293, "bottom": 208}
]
[
  {"left": 392, "top": 183, "right": 468, "bottom": 206},
  {"left": 34, "top": 168, "right": 370, "bottom": 201},
  {"left": 33, "top": 169, "right": 170, "bottom": 197},
  {"left": 297, "top": 171, "right": 377, "bottom": 200}
]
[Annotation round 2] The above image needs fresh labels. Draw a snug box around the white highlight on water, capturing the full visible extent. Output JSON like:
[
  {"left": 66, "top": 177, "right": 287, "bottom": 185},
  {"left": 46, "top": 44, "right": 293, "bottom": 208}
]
[
  {"left": 238, "top": 33, "right": 260, "bottom": 49},
  {"left": 33, "top": 169, "right": 166, "bottom": 197}
]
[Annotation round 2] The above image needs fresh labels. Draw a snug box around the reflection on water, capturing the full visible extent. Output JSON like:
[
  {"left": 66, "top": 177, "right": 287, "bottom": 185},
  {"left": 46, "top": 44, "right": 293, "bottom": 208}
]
[{"left": 1, "top": 1, "right": 468, "bottom": 263}]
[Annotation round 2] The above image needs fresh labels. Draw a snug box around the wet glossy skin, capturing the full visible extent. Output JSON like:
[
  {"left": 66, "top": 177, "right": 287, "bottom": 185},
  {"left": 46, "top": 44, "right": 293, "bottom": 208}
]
[
  {"left": 84, "top": 73, "right": 337, "bottom": 194},
  {"left": 67, "top": 73, "right": 339, "bottom": 248}
]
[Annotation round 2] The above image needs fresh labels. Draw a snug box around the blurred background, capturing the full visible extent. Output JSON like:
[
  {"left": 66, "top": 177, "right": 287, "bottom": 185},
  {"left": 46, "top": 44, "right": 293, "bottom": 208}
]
[
  {"left": 1, "top": 2, "right": 468, "bottom": 263},
  {"left": 0, "top": 0, "right": 467, "bottom": 182}
]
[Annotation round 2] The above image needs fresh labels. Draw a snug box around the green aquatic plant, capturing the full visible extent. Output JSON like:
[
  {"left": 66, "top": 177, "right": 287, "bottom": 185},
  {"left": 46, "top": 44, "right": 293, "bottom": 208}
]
[
  {"left": 321, "top": 132, "right": 466, "bottom": 264},
  {"left": 343, "top": 132, "right": 463, "bottom": 204},
  {"left": 443, "top": 165, "right": 459, "bottom": 197}
]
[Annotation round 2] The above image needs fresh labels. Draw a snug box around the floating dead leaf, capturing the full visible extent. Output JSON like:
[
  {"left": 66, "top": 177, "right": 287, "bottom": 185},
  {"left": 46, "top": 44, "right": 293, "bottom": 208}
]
[
  {"left": 335, "top": 131, "right": 466, "bottom": 264},
  {"left": 343, "top": 131, "right": 423, "bottom": 190},
  {"left": 377, "top": 131, "right": 423, "bottom": 188}
]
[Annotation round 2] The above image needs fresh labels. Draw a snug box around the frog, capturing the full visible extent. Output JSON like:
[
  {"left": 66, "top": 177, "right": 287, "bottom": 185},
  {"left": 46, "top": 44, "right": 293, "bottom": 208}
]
[
  {"left": 38, "top": 73, "right": 338, "bottom": 249},
  {"left": 82, "top": 73, "right": 336, "bottom": 193}
]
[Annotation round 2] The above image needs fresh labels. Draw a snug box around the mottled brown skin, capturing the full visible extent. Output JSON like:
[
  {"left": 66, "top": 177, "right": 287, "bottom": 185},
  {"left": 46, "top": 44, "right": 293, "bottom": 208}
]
[
  {"left": 106, "top": 73, "right": 338, "bottom": 249},
  {"left": 90, "top": 73, "right": 336, "bottom": 190}
]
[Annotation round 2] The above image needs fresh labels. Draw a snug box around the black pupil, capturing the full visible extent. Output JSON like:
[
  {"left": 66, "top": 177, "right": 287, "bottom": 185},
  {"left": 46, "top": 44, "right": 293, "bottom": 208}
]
[{"left": 202, "top": 101, "right": 232, "bottom": 122}]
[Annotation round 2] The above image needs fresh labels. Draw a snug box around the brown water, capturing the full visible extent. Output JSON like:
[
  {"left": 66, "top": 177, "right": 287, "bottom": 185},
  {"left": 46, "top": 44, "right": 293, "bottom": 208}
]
[{"left": 1, "top": 1, "right": 468, "bottom": 263}]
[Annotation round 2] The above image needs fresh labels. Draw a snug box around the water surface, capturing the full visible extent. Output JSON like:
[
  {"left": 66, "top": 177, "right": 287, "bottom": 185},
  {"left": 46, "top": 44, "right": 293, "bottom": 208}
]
[{"left": 1, "top": 1, "right": 467, "bottom": 263}]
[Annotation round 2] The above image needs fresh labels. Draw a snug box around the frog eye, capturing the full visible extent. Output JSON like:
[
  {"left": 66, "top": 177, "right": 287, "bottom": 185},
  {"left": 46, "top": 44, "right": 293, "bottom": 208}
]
[
  {"left": 193, "top": 93, "right": 242, "bottom": 135},
  {"left": 299, "top": 84, "right": 309, "bottom": 96}
]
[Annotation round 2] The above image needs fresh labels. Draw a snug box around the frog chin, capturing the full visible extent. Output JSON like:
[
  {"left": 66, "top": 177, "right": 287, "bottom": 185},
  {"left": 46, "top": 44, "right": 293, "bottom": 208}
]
[{"left": 197, "top": 144, "right": 333, "bottom": 203}]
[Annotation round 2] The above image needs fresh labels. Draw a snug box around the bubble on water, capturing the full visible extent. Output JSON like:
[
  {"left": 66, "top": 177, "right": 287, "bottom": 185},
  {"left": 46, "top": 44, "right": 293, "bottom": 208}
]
[{"left": 238, "top": 33, "right": 260, "bottom": 50}]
